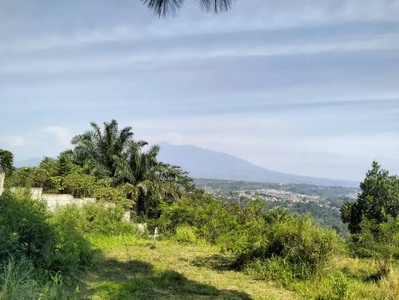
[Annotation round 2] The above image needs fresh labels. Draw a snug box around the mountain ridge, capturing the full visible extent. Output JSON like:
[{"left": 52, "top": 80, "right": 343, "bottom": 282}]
[
  {"left": 14, "top": 143, "right": 359, "bottom": 188},
  {"left": 156, "top": 142, "right": 359, "bottom": 188}
]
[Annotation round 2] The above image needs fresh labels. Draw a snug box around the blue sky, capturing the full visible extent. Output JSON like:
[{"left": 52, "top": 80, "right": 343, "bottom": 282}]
[{"left": 1, "top": 0, "right": 399, "bottom": 181}]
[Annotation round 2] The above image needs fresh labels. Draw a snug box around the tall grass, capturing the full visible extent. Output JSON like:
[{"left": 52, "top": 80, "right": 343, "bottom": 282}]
[{"left": 0, "top": 260, "right": 37, "bottom": 300}]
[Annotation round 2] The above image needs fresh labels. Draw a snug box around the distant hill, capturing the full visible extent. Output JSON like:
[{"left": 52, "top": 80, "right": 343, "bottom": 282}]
[
  {"left": 15, "top": 144, "right": 359, "bottom": 187},
  {"left": 14, "top": 157, "right": 43, "bottom": 168},
  {"left": 157, "top": 143, "right": 359, "bottom": 188}
]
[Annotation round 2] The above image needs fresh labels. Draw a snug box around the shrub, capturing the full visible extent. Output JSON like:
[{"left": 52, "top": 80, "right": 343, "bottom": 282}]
[
  {"left": 349, "top": 217, "right": 399, "bottom": 276},
  {"left": 154, "top": 194, "right": 240, "bottom": 244},
  {"left": 0, "top": 192, "right": 92, "bottom": 299},
  {"left": 0, "top": 191, "right": 93, "bottom": 275},
  {"left": 0, "top": 191, "right": 57, "bottom": 271},
  {"left": 52, "top": 203, "right": 137, "bottom": 236},
  {"left": 49, "top": 217, "right": 93, "bottom": 274},
  {"left": 226, "top": 208, "right": 341, "bottom": 279},
  {"left": 174, "top": 225, "right": 198, "bottom": 244}
]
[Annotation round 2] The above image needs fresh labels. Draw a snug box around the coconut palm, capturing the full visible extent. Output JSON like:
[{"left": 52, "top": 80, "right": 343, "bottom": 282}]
[
  {"left": 141, "top": 0, "right": 233, "bottom": 17},
  {"left": 71, "top": 120, "right": 134, "bottom": 180}
]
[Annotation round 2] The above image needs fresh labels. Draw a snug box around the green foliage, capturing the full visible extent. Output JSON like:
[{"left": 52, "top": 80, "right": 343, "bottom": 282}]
[
  {"left": 5, "top": 167, "right": 63, "bottom": 193},
  {"left": 341, "top": 161, "right": 399, "bottom": 235},
  {"left": 0, "top": 191, "right": 93, "bottom": 275},
  {"left": 94, "top": 185, "right": 135, "bottom": 209},
  {"left": 174, "top": 225, "right": 198, "bottom": 244},
  {"left": 225, "top": 207, "right": 341, "bottom": 279},
  {"left": 0, "top": 150, "right": 14, "bottom": 178},
  {"left": 349, "top": 217, "right": 399, "bottom": 277},
  {"left": 155, "top": 191, "right": 240, "bottom": 244},
  {"left": 52, "top": 203, "right": 136, "bottom": 236},
  {"left": 341, "top": 161, "right": 399, "bottom": 278},
  {"left": 0, "top": 191, "right": 57, "bottom": 271},
  {"left": 63, "top": 172, "right": 97, "bottom": 198},
  {"left": 157, "top": 194, "right": 340, "bottom": 282},
  {"left": 0, "top": 260, "right": 37, "bottom": 300},
  {"left": 263, "top": 200, "right": 350, "bottom": 238},
  {"left": 70, "top": 120, "right": 192, "bottom": 219}
]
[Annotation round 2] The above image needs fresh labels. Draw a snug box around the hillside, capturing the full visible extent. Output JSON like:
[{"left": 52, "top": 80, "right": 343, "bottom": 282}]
[
  {"left": 157, "top": 143, "right": 358, "bottom": 187},
  {"left": 14, "top": 157, "right": 43, "bottom": 168}
]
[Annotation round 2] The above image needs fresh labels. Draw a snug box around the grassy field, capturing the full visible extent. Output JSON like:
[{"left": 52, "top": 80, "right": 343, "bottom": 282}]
[
  {"left": 76, "top": 235, "right": 399, "bottom": 300},
  {"left": 80, "top": 235, "right": 299, "bottom": 300}
]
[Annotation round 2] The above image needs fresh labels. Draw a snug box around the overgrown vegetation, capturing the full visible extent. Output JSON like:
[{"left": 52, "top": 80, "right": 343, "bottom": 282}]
[{"left": 2, "top": 121, "right": 399, "bottom": 299}]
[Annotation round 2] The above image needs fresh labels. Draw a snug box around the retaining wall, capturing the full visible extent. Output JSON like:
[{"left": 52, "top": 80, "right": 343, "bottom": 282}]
[{"left": 5, "top": 186, "right": 131, "bottom": 221}]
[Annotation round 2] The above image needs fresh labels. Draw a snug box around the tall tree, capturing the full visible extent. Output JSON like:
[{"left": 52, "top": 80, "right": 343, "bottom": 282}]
[
  {"left": 70, "top": 120, "right": 193, "bottom": 218},
  {"left": 71, "top": 120, "right": 134, "bottom": 181},
  {"left": 341, "top": 161, "right": 399, "bottom": 234},
  {"left": 141, "top": 0, "right": 233, "bottom": 17},
  {"left": 114, "top": 140, "right": 193, "bottom": 219}
]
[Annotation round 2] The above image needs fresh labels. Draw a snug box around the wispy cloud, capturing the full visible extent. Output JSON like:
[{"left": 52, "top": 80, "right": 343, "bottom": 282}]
[
  {"left": 1, "top": 0, "right": 399, "bottom": 180},
  {"left": 2, "top": 33, "right": 399, "bottom": 74},
  {"left": 0, "top": 136, "right": 25, "bottom": 148},
  {"left": 1, "top": 0, "right": 398, "bottom": 54}
]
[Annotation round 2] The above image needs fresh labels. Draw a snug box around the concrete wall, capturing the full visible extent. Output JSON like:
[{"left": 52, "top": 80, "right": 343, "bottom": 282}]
[
  {"left": 42, "top": 194, "right": 96, "bottom": 212},
  {"left": 6, "top": 186, "right": 132, "bottom": 222},
  {"left": 0, "top": 172, "right": 4, "bottom": 196},
  {"left": 10, "top": 187, "right": 43, "bottom": 200}
]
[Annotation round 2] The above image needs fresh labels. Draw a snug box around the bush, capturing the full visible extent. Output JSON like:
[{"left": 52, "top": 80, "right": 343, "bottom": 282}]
[
  {"left": 49, "top": 217, "right": 93, "bottom": 274},
  {"left": 154, "top": 194, "right": 240, "bottom": 244},
  {"left": 174, "top": 225, "right": 198, "bottom": 244},
  {"left": 0, "top": 191, "right": 93, "bottom": 273},
  {"left": 0, "top": 192, "right": 92, "bottom": 299},
  {"left": 226, "top": 207, "right": 341, "bottom": 279},
  {"left": 349, "top": 217, "right": 399, "bottom": 276},
  {"left": 52, "top": 203, "right": 137, "bottom": 236},
  {"left": 0, "top": 191, "right": 57, "bottom": 271}
]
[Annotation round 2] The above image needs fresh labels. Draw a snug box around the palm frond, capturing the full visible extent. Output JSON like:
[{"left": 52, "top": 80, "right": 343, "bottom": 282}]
[
  {"left": 198, "top": 0, "right": 232, "bottom": 13},
  {"left": 141, "top": 0, "right": 184, "bottom": 17},
  {"left": 141, "top": 0, "right": 233, "bottom": 17}
]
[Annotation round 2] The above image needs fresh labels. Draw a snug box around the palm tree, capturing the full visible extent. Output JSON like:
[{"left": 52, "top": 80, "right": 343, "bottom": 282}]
[
  {"left": 114, "top": 141, "right": 193, "bottom": 219},
  {"left": 71, "top": 120, "right": 134, "bottom": 181},
  {"left": 71, "top": 120, "right": 193, "bottom": 218},
  {"left": 141, "top": 0, "right": 233, "bottom": 17}
]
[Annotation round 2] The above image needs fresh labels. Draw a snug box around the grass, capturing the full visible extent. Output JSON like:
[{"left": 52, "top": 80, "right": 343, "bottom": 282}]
[
  {"left": 74, "top": 235, "right": 399, "bottom": 300},
  {"left": 80, "top": 236, "right": 299, "bottom": 300}
]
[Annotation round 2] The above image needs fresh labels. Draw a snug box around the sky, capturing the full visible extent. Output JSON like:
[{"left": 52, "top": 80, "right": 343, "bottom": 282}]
[{"left": 1, "top": 0, "right": 399, "bottom": 182}]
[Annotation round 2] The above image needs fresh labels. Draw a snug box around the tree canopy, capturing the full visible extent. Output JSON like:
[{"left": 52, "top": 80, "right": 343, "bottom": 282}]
[
  {"left": 0, "top": 150, "right": 14, "bottom": 177},
  {"left": 6, "top": 120, "right": 193, "bottom": 220},
  {"left": 341, "top": 161, "right": 399, "bottom": 235}
]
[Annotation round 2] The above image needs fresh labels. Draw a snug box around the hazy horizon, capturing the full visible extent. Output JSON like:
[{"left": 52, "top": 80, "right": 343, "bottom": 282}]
[{"left": 1, "top": 0, "right": 399, "bottom": 182}]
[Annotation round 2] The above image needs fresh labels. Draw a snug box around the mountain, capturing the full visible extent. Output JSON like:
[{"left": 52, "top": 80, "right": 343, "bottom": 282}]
[
  {"left": 14, "top": 157, "right": 43, "bottom": 168},
  {"left": 14, "top": 144, "right": 359, "bottom": 187},
  {"left": 157, "top": 143, "right": 359, "bottom": 188}
]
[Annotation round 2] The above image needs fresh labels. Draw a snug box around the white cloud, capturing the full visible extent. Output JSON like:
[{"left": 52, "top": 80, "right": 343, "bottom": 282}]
[
  {"left": 37, "top": 126, "right": 73, "bottom": 146},
  {"left": 0, "top": 136, "right": 25, "bottom": 147}
]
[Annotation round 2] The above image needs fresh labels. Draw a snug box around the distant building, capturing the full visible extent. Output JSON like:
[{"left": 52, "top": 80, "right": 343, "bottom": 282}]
[{"left": 204, "top": 187, "right": 214, "bottom": 195}]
